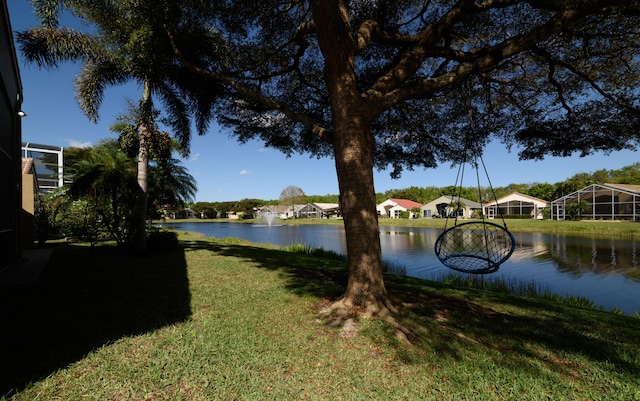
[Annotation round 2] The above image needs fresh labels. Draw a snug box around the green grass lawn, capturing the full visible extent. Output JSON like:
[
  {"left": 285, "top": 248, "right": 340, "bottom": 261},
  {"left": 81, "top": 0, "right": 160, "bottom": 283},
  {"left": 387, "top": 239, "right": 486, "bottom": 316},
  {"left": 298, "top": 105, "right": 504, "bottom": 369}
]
[{"left": 2, "top": 232, "right": 639, "bottom": 400}]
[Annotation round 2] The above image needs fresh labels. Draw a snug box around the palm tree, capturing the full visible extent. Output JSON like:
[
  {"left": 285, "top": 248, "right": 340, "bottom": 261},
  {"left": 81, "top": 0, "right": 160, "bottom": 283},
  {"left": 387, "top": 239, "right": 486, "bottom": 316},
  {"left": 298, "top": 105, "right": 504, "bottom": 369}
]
[
  {"left": 17, "top": 0, "right": 218, "bottom": 250},
  {"left": 447, "top": 201, "right": 467, "bottom": 218},
  {"left": 67, "top": 139, "right": 138, "bottom": 246},
  {"left": 109, "top": 96, "right": 175, "bottom": 244},
  {"left": 148, "top": 158, "right": 197, "bottom": 221},
  {"left": 565, "top": 200, "right": 592, "bottom": 221}
]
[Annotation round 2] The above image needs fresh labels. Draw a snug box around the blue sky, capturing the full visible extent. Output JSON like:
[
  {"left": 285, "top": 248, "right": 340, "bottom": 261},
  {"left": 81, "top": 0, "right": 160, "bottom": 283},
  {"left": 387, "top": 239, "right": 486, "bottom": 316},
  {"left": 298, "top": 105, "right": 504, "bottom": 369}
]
[{"left": 8, "top": 1, "right": 639, "bottom": 202}]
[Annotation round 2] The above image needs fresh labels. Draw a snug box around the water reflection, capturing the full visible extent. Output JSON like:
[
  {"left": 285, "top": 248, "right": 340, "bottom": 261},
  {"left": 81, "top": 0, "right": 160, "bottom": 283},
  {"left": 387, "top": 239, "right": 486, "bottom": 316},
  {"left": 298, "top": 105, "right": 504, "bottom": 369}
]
[
  {"left": 520, "top": 234, "right": 640, "bottom": 280},
  {"left": 157, "top": 222, "right": 640, "bottom": 315}
]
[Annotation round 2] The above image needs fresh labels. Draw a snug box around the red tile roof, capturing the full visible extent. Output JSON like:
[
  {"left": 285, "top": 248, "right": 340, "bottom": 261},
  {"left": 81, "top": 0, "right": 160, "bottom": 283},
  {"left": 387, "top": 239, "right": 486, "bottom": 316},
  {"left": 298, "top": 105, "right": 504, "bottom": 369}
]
[{"left": 390, "top": 198, "right": 423, "bottom": 209}]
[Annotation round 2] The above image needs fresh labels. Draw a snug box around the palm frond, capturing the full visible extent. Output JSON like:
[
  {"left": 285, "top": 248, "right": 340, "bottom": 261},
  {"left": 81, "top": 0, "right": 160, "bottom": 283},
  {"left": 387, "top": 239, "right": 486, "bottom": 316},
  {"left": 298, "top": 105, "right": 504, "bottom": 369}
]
[
  {"left": 31, "top": 0, "right": 62, "bottom": 28},
  {"left": 75, "top": 60, "right": 133, "bottom": 121},
  {"left": 17, "top": 27, "right": 101, "bottom": 68},
  {"left": 149, "top": 158, "right": 197, "bottom": 207},
  {"left": 155, "top": 84, "right": 192, "bottom": 157}
]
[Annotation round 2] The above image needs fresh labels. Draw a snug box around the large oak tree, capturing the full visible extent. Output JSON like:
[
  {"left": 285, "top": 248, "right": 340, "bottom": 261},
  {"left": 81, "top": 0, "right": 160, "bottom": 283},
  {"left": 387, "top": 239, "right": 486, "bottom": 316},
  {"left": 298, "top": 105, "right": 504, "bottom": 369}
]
[{"left": 21, "top": 0, "right": 640, "bottom": 317}]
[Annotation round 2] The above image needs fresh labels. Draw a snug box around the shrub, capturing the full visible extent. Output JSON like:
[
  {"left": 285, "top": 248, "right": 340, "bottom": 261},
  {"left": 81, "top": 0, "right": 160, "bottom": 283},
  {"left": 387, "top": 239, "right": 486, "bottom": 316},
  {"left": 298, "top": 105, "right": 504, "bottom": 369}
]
[
  {"left": 147, "top": 230, "right": 178, "bottom": 251},
  {"left": 56, "top": 198, "right": 104, "bottom": 247}
]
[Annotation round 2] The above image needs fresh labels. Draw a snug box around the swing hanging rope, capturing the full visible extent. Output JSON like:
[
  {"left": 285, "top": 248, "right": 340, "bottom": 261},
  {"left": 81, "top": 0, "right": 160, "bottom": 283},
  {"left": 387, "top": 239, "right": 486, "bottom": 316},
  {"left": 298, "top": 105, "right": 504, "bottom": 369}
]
[{"left": 433, "top": 88, "right": 515, "bottom": 274}]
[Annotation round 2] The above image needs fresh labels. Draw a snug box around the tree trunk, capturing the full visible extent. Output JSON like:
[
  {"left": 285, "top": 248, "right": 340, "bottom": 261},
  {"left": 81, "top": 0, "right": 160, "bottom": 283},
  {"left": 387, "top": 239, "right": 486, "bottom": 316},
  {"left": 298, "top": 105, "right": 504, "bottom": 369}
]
[
  {"left": 134, "top": 81, "right": 152, "bottom": 252},
  {"left": 333, "top": 116, "right": 391, "bottom": 315},
  {"left": 313, "top": 0, "right": 391, "bottom": 316},
  {"left": 135, "top": 125, "right": 149, "bottom": 251}
]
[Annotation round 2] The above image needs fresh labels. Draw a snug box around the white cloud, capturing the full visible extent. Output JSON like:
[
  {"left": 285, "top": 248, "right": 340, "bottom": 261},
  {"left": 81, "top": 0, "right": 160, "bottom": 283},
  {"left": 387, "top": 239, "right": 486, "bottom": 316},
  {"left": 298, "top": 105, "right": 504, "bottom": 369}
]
[
  {"left": 188, "top": 153, "right": 200, "bottom": 161},
  {"left": 240, "top": 169, "right": 251, "bottom": 175},
  {"left": 65, "top": 139, "right": 92, "bottom": 148}
]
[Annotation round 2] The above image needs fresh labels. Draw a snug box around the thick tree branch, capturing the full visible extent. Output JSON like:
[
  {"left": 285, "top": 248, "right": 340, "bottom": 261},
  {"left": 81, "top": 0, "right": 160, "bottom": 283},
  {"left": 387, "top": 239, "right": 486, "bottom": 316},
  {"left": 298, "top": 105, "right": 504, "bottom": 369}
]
[
  {"left": 363, "top": 0, "right": 478, "bottom": 104},
  {"left": 385, "top": 7, "right": 583, "bottom": 106},
  {"left": 241, "top": 20, "right": 316, "bottom": 81},
  {"left": 356, "top": 20, "right": 418, "bottom": 51},
  {"left": 363, "top": 0, "right": 640, "bottom": 112},
  {"left": 355, "top": 0, "right": 519, "bottom": 52}
]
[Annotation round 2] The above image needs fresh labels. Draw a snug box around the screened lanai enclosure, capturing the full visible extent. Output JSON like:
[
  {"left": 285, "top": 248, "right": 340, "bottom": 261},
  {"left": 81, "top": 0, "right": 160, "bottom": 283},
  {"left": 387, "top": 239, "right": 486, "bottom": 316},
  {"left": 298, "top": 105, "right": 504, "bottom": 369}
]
[
  {"left": 21, "top": 142, "right": 65, "bottom": 193},
  {"left": 551, "top": 183, "right": 640, "bottom": 221},
  {"left": 297, "top": 203, "right": 340, "bottom": 219},
  {"left": 484, "top": 192, "right": 549, "bottom": 219}
]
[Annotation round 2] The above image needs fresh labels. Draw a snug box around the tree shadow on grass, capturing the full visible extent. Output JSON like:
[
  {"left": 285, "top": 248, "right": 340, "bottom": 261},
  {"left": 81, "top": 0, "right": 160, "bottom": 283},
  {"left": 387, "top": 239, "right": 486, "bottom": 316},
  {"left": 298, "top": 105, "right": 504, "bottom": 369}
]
[
  {"left": 378, "top": 278, "right": 640, "bottom": 378},
  {"left": 0, "top": 242, "right": 191, "bottom": 397},
  {"left": 181, "top": 238, "right": 349, "bottom": 299},
  {"left": 181, "top": 238, "right": 640, "bottom": 381}
]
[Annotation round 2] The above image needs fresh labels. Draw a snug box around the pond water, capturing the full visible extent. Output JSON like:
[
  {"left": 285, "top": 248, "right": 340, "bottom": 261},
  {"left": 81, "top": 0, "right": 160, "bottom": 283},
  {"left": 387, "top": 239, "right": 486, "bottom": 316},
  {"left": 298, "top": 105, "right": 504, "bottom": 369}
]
[{"left": 157, "top": 221, "right": 640, "bottom": 315}]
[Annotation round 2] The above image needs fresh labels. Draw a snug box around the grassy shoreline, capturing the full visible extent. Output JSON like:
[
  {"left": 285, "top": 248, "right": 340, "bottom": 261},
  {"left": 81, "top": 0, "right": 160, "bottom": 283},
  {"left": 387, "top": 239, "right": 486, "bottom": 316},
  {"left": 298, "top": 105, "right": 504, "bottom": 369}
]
[
  {"left": 2, "top": 232, "right": 639, "bottom": 400},
  {"left": 156, "top": 217, "right": 640, "bottom": 237}
]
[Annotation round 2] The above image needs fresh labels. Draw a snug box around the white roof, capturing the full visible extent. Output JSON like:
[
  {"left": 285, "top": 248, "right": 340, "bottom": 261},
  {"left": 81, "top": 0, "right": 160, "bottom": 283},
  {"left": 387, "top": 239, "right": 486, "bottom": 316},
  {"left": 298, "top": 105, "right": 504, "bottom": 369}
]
[
  {"left": 494, "top": 192, "right": 549, "bottom": 207},
  {"left": 311, "top": 203, "right": 340, "bottom": 210}
]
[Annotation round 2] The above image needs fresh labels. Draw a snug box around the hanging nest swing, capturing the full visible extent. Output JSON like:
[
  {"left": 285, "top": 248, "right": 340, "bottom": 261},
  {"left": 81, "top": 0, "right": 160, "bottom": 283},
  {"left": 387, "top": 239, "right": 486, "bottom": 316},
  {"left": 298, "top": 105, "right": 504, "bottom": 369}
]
[
  {"left": 433, "top": 90, "right": 515, "bottom": 274},
  {"left": 433, "top": 157, "right": 516, "bottom": 274},
  {"left": 434, "top": 220, "right": 515, "bottom": 274}
]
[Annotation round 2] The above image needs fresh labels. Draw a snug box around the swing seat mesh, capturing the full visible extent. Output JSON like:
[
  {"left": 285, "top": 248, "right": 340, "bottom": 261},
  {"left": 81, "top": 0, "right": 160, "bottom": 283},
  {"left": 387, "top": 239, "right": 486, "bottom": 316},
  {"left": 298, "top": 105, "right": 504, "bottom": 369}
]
[{"left": 434, "top": 221, "right": 515, "bottom": 274}]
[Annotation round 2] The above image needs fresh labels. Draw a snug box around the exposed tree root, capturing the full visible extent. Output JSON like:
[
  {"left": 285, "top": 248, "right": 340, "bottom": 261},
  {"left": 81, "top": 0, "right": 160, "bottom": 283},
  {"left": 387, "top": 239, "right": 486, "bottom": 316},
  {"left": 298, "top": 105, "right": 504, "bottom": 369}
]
[{"left": 317, "top": 295, "right": 413, "bottom": 345}]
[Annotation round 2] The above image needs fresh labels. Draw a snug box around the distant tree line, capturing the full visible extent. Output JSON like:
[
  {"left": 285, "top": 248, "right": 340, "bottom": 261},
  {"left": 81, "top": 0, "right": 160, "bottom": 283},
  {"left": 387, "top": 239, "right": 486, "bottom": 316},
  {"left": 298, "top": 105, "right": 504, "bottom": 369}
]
[
  {"left": 190, "top": 199, "right": 265, "bottom": 218},
  {"left": 190, "top": 163, "right": 640, "bottom": 216}
]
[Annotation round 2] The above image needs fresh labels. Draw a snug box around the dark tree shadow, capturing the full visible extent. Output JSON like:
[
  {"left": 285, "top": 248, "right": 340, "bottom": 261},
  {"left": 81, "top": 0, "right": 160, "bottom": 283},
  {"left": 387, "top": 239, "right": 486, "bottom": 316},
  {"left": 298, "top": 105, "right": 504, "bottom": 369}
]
[{"left": 0, "top": 243, "right": 191, "bottom": 397}]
